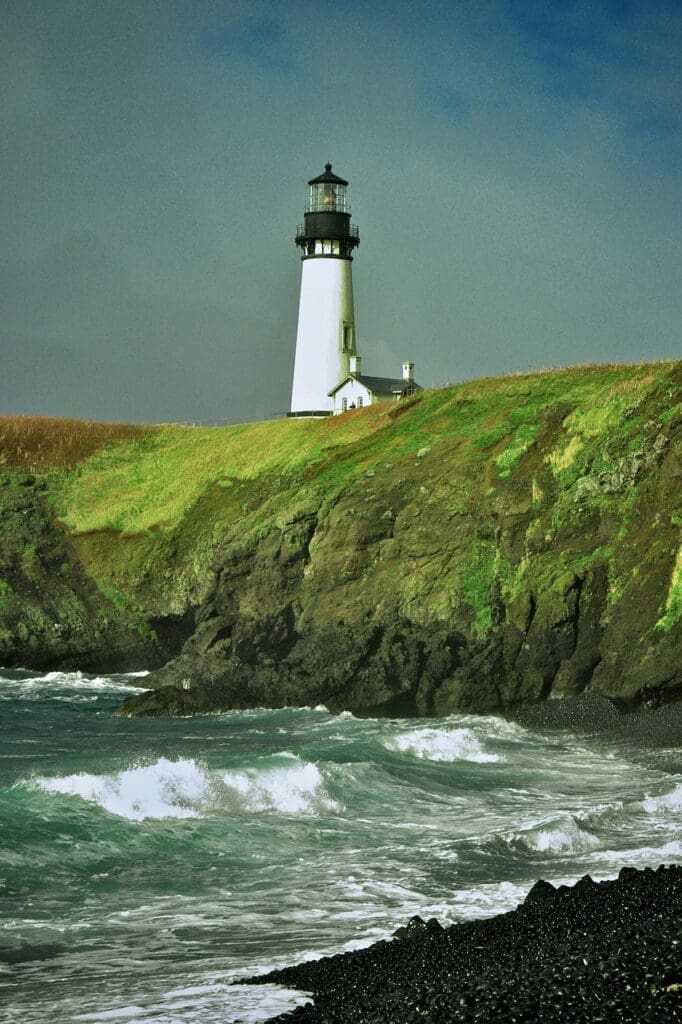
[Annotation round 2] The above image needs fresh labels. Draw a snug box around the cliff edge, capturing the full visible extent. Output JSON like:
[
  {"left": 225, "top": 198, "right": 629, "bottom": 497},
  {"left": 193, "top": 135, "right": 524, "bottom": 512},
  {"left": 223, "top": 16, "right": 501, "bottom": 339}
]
[{"left": 1, "top": 362, "right": 680, "bottom": 716}]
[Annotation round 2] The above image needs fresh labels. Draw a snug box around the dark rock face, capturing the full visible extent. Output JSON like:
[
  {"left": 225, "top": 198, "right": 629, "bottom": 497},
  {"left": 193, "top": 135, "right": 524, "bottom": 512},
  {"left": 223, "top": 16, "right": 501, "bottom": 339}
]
[
  {"left": 523, "top": 878, "right": 559, "bottom": 907},
  {"left": 118, "top": 445, "right": 680, "bottom": 717},
  {"left": 119, "top": 370, "right": 681, "bottom": 717},
  {"left": 247, "top": 865, "right": 682, "bottom": 1024},
  {"left": 0, "top": 478, "right": 188, "bottom": 673},
  {"left": 118, "top": 615, "right": 465, "bottom": 718}
]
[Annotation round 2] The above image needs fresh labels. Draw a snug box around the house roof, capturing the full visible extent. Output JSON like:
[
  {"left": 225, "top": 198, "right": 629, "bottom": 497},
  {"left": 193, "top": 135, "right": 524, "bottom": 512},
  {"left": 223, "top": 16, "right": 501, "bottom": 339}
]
[{"left": 328, "top": 374, "right": 422, "bottom": 397}]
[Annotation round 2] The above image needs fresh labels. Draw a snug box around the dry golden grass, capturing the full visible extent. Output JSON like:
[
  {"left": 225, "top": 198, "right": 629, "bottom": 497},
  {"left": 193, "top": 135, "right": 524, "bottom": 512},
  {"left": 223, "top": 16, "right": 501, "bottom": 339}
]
[{"left": 0, "top": 416, "right": 155, "bottom": 473}]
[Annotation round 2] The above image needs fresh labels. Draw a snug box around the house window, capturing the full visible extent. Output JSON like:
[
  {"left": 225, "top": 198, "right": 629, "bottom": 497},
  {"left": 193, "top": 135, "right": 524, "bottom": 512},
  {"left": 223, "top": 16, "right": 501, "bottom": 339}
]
[
  {"left": 341, "top": 397, "right": 348, "bottom": 412},
  {"left": 357, "top": 396, "right": 364, "bottom": 408}
]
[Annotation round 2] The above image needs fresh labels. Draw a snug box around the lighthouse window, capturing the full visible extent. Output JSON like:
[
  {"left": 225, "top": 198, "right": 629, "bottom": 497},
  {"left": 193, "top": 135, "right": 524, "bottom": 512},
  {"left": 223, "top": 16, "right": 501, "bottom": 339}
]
[
  {"left": 341, "top": 323, "right": 353, "bottom": 352},
  {"left": 314, "top": 239, "right": 341, "bottom": 254},
  {"left": 357, "top": 396, "right": 364, "bottom": 408},
  {"left": 309, "top": 183, "right": 348, "bottom": 213},
  {"left": 342, "top": 397, "right": 348, "bottom": 412}
]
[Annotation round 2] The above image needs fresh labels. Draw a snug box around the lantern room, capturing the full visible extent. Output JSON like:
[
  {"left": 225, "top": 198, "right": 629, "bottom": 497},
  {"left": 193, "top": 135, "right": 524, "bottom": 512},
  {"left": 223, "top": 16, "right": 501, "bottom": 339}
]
[
  {"left": 308, "top": 165, "right": 349, "bottom": 214},
  {"left": 295, "top": 163, "right": 359, "bottom": 259}
]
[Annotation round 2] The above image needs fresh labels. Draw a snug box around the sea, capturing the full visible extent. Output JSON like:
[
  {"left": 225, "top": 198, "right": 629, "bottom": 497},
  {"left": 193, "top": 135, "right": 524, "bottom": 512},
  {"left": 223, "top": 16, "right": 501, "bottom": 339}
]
[{"left": 1, "top": 668, "right": 680, "bottom": 1024}]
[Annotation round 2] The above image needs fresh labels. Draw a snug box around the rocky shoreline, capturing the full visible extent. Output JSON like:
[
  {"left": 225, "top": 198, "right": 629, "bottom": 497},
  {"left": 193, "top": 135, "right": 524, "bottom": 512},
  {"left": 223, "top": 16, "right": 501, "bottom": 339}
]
[{"left": 248, "top": 865, "right": 681, "bottom": 1023}]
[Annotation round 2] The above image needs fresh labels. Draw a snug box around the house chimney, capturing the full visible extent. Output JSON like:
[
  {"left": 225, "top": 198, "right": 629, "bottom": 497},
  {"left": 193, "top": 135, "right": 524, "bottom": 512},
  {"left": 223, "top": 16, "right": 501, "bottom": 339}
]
[
  {"left": 350, "top": 354, "right": 362, "bottom": 375},
  {"left": 402, "top": 361, "right": 414, "bottom": 383}
]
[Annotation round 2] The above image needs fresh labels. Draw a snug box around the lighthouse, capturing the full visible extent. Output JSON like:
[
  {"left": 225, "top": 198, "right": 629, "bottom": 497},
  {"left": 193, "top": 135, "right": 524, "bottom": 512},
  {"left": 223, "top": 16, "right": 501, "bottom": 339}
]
[{"left": 290, "top": 164, "right": 360, "bottom": 415}]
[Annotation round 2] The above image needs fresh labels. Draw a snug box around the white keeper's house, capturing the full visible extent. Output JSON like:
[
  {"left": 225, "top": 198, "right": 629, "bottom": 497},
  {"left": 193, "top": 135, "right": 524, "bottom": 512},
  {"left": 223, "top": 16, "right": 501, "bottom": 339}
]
[
  {"left": 328, "top": 356, "right": 419, "bottom": 414},
  {"left": 289, "top": 163, "right": 422, "bottom": 417}
]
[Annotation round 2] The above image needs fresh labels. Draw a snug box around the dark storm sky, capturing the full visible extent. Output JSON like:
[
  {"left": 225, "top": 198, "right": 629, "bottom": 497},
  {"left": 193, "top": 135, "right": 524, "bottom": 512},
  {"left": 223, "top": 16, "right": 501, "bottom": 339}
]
[{"left": 2, "top": 0, "right": 680, "bottom": 424}]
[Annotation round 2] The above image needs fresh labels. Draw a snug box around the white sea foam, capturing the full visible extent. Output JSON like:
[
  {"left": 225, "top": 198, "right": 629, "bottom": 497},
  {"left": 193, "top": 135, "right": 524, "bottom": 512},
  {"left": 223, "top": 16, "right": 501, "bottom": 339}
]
[
  {"left": 53, "top": 695, "right": 100, "bottom": 703},
  {"left": 36, "top": 758, "right": 208, "bottom": 820},
  {"left": 385, "top": 726, "right": 501, "bottom": 763},
  {"left": 221, "top": 754, "right": 340, "bottom": 815},
  {"left": 589, "top": 839, "right": 682, "bottom": 866},
  {"left": 448, "top": 879, "right": 530, "bottom": 919},
  {"left": 34, "top": 754, "right": 339, "bottom": 820},
  {"left": 454, "top": 715, "right": 530, "bottom": 741},
  {"left": 0, "top": 669, "right": 149, "bottom": 697},
  {"left": 642, "top": 782, "right": 682, "bottom": 816},
  {"left": 70, "top": 982, "right": 311, "bottom": 1024},
  {"left": 575, "top": 799, "right": 625, "bottom": 825},
  {"left": 42, "top": 670, "right": 84, "bottom": 683},
  {"left": 512, "top": 815, "right": 600, "bottom": 855}
]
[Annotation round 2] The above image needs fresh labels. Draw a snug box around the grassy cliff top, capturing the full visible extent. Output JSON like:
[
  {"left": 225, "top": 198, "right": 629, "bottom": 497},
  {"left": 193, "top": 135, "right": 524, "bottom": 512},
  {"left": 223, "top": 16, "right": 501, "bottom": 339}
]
[
  {"left": 3, "top": 361, "right": 678, "bottom": 540},
  {"left": 0, "top": 361, "right": 680, "bottom": 697}
]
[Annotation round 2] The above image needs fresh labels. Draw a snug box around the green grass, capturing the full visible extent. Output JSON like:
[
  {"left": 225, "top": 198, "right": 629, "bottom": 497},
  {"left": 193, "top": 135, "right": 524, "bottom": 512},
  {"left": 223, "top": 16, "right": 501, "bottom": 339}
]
[
  {"left": 41, "top": 361, "right": 676, "bottom": 539},
  {"left": 494, "top": 423, "right": 540, "bottom": 477},
  {"left": 1, "top": 360, "right": 678, "bottom": 636},
  {"left": 460, "top": 539, "right": 497, "bottom": 638},
  {"left": 655, "top": 546, "right": 682, "bottom": 633},
  {"left": 659, "top": 401, "right": 682, "bottom": 425},
  {"left": 51, "top": 411, "right": 392, "bottom": 535}
]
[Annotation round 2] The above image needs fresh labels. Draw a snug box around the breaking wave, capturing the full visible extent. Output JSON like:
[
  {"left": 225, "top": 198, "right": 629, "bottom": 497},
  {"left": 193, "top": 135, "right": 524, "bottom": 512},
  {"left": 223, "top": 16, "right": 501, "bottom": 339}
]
[
  {"left": 0, "top": 668, "right": 149, "bottom": 699},
  {"left": 385, "top": 726, "right": 501, "bottom": 763},
  {"left": 34, "top": 754, "right": 339, "bottom": 821},
  {"left": 221, "top": 754, "right": 340, "bottom": 815},
  {"left": 35, "top": 757, "right": 208, "bottom": 820},
  {"left": 642, "top": 782, "right": 682, "bottom": 816},
  {"left": 510, "top": 815, "right": 601, "bottom": 855}
]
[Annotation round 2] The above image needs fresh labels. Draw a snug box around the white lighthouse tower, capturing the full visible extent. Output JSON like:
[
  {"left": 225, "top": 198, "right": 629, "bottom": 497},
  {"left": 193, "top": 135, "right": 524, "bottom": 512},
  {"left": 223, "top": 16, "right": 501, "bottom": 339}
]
[{"left": 290, "top": 164, "right": 360, "bottom": 415}]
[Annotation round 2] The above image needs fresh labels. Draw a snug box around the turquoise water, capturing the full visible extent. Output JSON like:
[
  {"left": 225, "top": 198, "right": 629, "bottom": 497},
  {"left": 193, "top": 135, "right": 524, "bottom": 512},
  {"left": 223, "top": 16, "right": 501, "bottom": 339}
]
[{"left": 1, "top": 668, "right": 680, "bottom": 1024}]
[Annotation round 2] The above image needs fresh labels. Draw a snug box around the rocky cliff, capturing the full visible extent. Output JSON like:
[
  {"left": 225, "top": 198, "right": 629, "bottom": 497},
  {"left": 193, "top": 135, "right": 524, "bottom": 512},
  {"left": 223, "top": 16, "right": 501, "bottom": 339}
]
[{"left": 1, "top": 363, "right": 680, "bottom": 716}]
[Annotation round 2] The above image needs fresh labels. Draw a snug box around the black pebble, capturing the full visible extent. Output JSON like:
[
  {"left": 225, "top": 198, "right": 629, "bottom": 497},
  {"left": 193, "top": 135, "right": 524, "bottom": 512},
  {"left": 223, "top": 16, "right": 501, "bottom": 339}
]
[{"left": 246, "top": 865, "right": 682, "bottom": 1024}]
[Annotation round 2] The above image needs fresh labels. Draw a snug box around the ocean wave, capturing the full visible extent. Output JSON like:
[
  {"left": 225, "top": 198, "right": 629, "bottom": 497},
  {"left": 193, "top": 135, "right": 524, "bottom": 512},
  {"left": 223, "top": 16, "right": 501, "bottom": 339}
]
[
  {"left": 589, "top": 839, "right": 682, "bottom": 866},
  {"left": 641, "top": 782, "right": 682, "bottom": 816},
  {"left": 449, "top": 879, "right": 530, "bottom": 919},
  {"left": 575, "top": 799, "right": 626, "bottom": 826},
  {"left": 384, "top": 726, "right": 501, "bottom": 763},
  {"left": 221, "top": 754, "right": 340, "bottom": 815},
  {"left": 33, "top": 754, "right": 339, "bottom": 821},
  {"left": 508, "top": 815, "right": 600, "bottom": 855},
  {"left": 40, "top": 671, "right": 149, "bottom": 689},
  {"left": 70, "top": 981, "right": 311, "bottom": 1024},
  {"left": 35, "top": 758, "right": 208, "bottom": 821},
  {"left": 0, "top": 669, "right": 149, "bottom": 697}
]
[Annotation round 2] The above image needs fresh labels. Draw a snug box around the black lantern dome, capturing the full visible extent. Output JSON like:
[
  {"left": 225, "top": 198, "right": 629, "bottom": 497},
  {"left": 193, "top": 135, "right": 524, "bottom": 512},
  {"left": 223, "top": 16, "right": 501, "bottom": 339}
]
[{"left": 295, "top": 163, "right": 359, "bottom": 259}]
